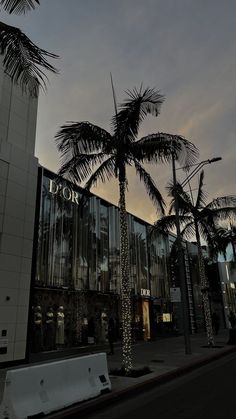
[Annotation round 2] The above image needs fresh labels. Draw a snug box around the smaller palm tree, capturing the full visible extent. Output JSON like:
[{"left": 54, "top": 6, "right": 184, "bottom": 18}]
[
  {"left": 153, "top": 171, "right": 236, "bottom": 346},
  {"left": 211, "top": 225, "right": 236, "bottom": 261},
  {"left": 0, "top": 0, "right": 58, "bottom": 95}
]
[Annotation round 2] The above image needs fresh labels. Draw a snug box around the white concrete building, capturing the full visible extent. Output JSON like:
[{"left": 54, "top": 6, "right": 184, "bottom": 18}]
[{"left": 0, "top": 58, "right": 38, "bottom": 364}]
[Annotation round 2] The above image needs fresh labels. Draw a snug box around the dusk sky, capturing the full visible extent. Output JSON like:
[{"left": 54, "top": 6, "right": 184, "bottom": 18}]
[{"left": 3, "top": 0, "right": 236, "bottom": 224}]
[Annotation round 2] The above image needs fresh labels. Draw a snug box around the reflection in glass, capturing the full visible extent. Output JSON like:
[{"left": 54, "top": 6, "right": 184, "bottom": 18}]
[{"left": 34, "top": 170, "right": 171, "bottom": 351}]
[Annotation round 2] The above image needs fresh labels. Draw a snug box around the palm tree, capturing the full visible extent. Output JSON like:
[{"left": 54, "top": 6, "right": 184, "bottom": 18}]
[
  {"left": 55, "top": 86, "right": 198, "bottom": 372},
  {"left": 153, "top": 171, "right": 236, "bottom": 346},
  {"left": 0, "top": 0, "right": 58, "bottom": 95},
  {"left": 211, "top": 225, "right": 236, "bottom": 261}
]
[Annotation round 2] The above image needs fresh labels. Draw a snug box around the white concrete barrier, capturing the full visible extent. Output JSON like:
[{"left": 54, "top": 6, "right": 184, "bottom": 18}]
[{"left": 0, "top": 352, "right": 111, "bottom": 419}]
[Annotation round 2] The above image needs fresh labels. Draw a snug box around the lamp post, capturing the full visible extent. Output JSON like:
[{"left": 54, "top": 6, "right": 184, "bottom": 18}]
[
  {"left": 172, "top": 153, "right": 191, "bottom": 354},
  {"left": 180, "top": 157, "right": 222, "bottom": 188},
  {"left": 172, "top": 155, "right": 222, "bottom": 353}
]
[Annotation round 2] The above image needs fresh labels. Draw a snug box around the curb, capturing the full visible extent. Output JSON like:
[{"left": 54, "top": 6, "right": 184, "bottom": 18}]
[{"left": 45, "top": 345, "right": 236, "bottom": 418}]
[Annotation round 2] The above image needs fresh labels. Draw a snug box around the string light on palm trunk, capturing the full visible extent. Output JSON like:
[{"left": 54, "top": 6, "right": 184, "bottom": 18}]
[
  {"left": 197, "top": 236, "right": 214, "bottom": 347},
  {"left": 120, "top": 181, "right": 132, "bottom": 373}
]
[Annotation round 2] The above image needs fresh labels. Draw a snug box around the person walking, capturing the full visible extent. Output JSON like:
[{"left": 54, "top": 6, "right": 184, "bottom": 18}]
[{"left": 107, "top": 317, "right": 115, "bottom": 355}]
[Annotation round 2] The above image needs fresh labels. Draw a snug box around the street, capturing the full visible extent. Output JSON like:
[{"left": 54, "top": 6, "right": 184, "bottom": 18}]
[{"left": 83, "top": 352, "right": 236, "bottom": 419}]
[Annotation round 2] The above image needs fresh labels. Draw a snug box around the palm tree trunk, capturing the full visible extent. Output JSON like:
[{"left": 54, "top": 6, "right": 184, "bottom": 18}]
[
  {"left": 119, "top": 179, "right": 132, "bottom": 373},
  {"left": 231, "top": 239, "right": 236, "bottom": 261},
  {"left": 195, "top": 220, "right": 214, "bottom": 346}
]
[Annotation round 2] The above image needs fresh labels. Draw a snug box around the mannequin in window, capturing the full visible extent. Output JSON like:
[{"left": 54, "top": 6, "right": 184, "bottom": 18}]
[
  {"left": 56, "top": 306, "right": 65, "bottom": 347},
  {"left": 32, "top": 305, "right": 43, "bottom": 352},
  {"left": 44, "top": 307, "right": 55, "bottom": 350}
]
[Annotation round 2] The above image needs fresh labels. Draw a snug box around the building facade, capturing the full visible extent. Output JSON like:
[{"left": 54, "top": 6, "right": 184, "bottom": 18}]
[
  {"left": 30, "top": 168, "right": 172, "bottom": 355},
  {"left": 217, "top": 245, "right": 236, "bottom": 327},
  {"left": 0, "top": 58, "right": 38, "bottom": 363}
]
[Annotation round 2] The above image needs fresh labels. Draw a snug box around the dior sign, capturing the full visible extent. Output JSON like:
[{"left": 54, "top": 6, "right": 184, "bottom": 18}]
[
  {"left": 141, "top": 288, "right": 150, "bottom": 297},
  {"left": 48, "top": 179, "right": 80, "bottom": 205}
]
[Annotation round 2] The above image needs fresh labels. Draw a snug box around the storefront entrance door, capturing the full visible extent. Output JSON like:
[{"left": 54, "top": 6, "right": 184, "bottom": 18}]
[{"left": 142, "top": 300, "right": 150, "bottom": 340}]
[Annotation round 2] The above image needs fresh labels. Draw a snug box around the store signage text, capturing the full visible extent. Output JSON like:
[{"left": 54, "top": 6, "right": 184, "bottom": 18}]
[
  {"left": 141, "top": 288, "right": 150, "bottom": 297},
  {"left": 49, "top": 179, "right": 80, "bottom": 205}
]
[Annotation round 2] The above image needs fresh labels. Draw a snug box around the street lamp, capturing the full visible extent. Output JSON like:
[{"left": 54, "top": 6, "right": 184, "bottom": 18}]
[{"left": 181, "top": 157, "right": 222, "bottom": 188}]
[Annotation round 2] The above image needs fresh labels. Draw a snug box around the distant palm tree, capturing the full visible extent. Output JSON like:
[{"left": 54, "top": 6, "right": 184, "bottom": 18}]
[
  {"left": 153, "top": 170, "right": 236, "bottom": 346},
  {"left": 211, "top": 225, "right": 236, "bottom": 261},
  {"left": 55, "top": 86, "right": 198, "bottom": 372},
  {"left": 0, "top": 0, "right": 58, "bottom": 95}
]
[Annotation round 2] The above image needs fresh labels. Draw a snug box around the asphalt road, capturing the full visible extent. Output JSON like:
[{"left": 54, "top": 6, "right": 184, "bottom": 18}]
[{"left": 84, "top": 352, "right": 236, "bottom": 419}]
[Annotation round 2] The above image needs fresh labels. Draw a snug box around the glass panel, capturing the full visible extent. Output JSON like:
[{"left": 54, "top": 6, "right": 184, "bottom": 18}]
[
  {"left": 108, "top": 206, "right": 120, "bottom": 293},
  {"left": 100, "top": 203, "right": 109, "bottom": 292},
  {"left": 34, "top": 170, "right": 172, "bottom": 352},
  {"left": 129, "top": 218, "right": 149, "bottom": 293},
  {"left": 149, "top": 231, "right": 169, "bottom": 298},
  {"left": 36, "top": 176, "right": 74, "bottom": 287}
]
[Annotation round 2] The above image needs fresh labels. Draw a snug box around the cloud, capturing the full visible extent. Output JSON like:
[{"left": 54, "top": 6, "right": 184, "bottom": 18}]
[{"left": 3, "top": 0, "right": 235, "bottom": 224}]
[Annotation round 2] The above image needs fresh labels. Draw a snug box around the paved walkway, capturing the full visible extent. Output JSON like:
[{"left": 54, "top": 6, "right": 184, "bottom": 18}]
[
  {"left": 1, "top": 330, "right": 235, "bottom": 418},
  {"left": 47, "top": 329, "right": 236, "bottom": 418},
  {"left": 102, "top": 329, "right": 234, "bottom": 391}
]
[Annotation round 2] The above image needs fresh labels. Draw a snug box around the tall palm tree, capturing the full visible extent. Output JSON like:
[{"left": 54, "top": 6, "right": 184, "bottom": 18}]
[
  {"left": 0, "top": 0, "right": 58, "bottom": 96},
  {"left": 55, "top": 86, "right": 198, "bottom": 372},
  {"left": 153, "top": 171, "right": 236, "bottom": 346}
]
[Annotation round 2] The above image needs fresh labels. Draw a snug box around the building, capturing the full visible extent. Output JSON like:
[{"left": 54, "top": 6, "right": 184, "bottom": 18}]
[
  {"left": 0, "top": 58, "right": 38, "bottom": 363},
  {"left": 29, "top": 168, "right": 171, "bottom": 356},
  {"left": 217, "top": 245, "right": 236, "bottom": 327}
]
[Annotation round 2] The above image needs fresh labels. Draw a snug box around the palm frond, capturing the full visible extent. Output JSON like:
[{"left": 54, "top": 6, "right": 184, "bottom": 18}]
[
  {"left": 112, "top": 86, "right": 164, "bottom": 140},
  {"left": 133, "top": 160, "right": 166, "bottom": 214},
  {"left": 55, "top": 122, "right": 112, "bottom": 155},
  {"left": 78, "top": 157, "right": 116, "bottom": 219},
  {"left": 167, "top": 181, "right": 194, "bottom": 215},
  {"left": 207, "top": 207, "right": 236, "bottom": 223},
  {"left": 136, "top": 132, "right": 198, "bottom": 167},
  {"left": 0, "top": 0, "right": 39, "bottom": 14},
  {"left": 170, "top": 134, "right": 199, "bottom": 167},
  {"left": 0, "top": 21, "right": 58, "bottom": 96},
  {"left": 180, "top": 221, "right": 195, "bottom": 240},
  {"left": 152, "top": 215, "right": 177, "bottom": 234},
  {"left": 84, "top": 156, "right": 116, "bottom": 190},
  {"left": 58, "top": 152, "right": 108, "bottom": 184},
  {"left": 152, "top": 214, "right": 192, "bottom": 234},
  {"left": 209, "top": 226, "right": 235, "bottom": 259},
  {"left": 206, "top": 195, "right": 236, "bottom": 210},
  {"left": 198, "top": 220, "right": 215, "bottom": 248},
  {"left": 195, "top": 170, "right": 208, "bottom": 209}
]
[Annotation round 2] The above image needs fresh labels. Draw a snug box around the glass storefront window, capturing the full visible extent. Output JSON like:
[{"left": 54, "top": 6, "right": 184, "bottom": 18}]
[
  {"left": 33, "top": 169, "right": 171, "bottom": 352},
  {"left": 149, "top": 231, "right": 169, "bottom": 298}
]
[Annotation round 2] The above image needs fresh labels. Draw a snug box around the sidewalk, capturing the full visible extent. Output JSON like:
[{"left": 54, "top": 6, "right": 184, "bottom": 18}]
[
  {"left": 1, "top": 330, "right": 235, "bottom": 418},
  {"left": 45, "top": 329, "right": 236, "bottom": 418}
]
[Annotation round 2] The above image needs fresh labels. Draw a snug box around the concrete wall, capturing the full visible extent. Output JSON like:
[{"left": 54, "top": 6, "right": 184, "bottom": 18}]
[{"left": 0, "top": 57, "right": 38, "bottom": 363}]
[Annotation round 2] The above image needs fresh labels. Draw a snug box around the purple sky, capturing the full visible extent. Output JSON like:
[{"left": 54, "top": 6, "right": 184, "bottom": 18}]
[{"left": 3, "top": 0, "right": 236, "bottom": 223}]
